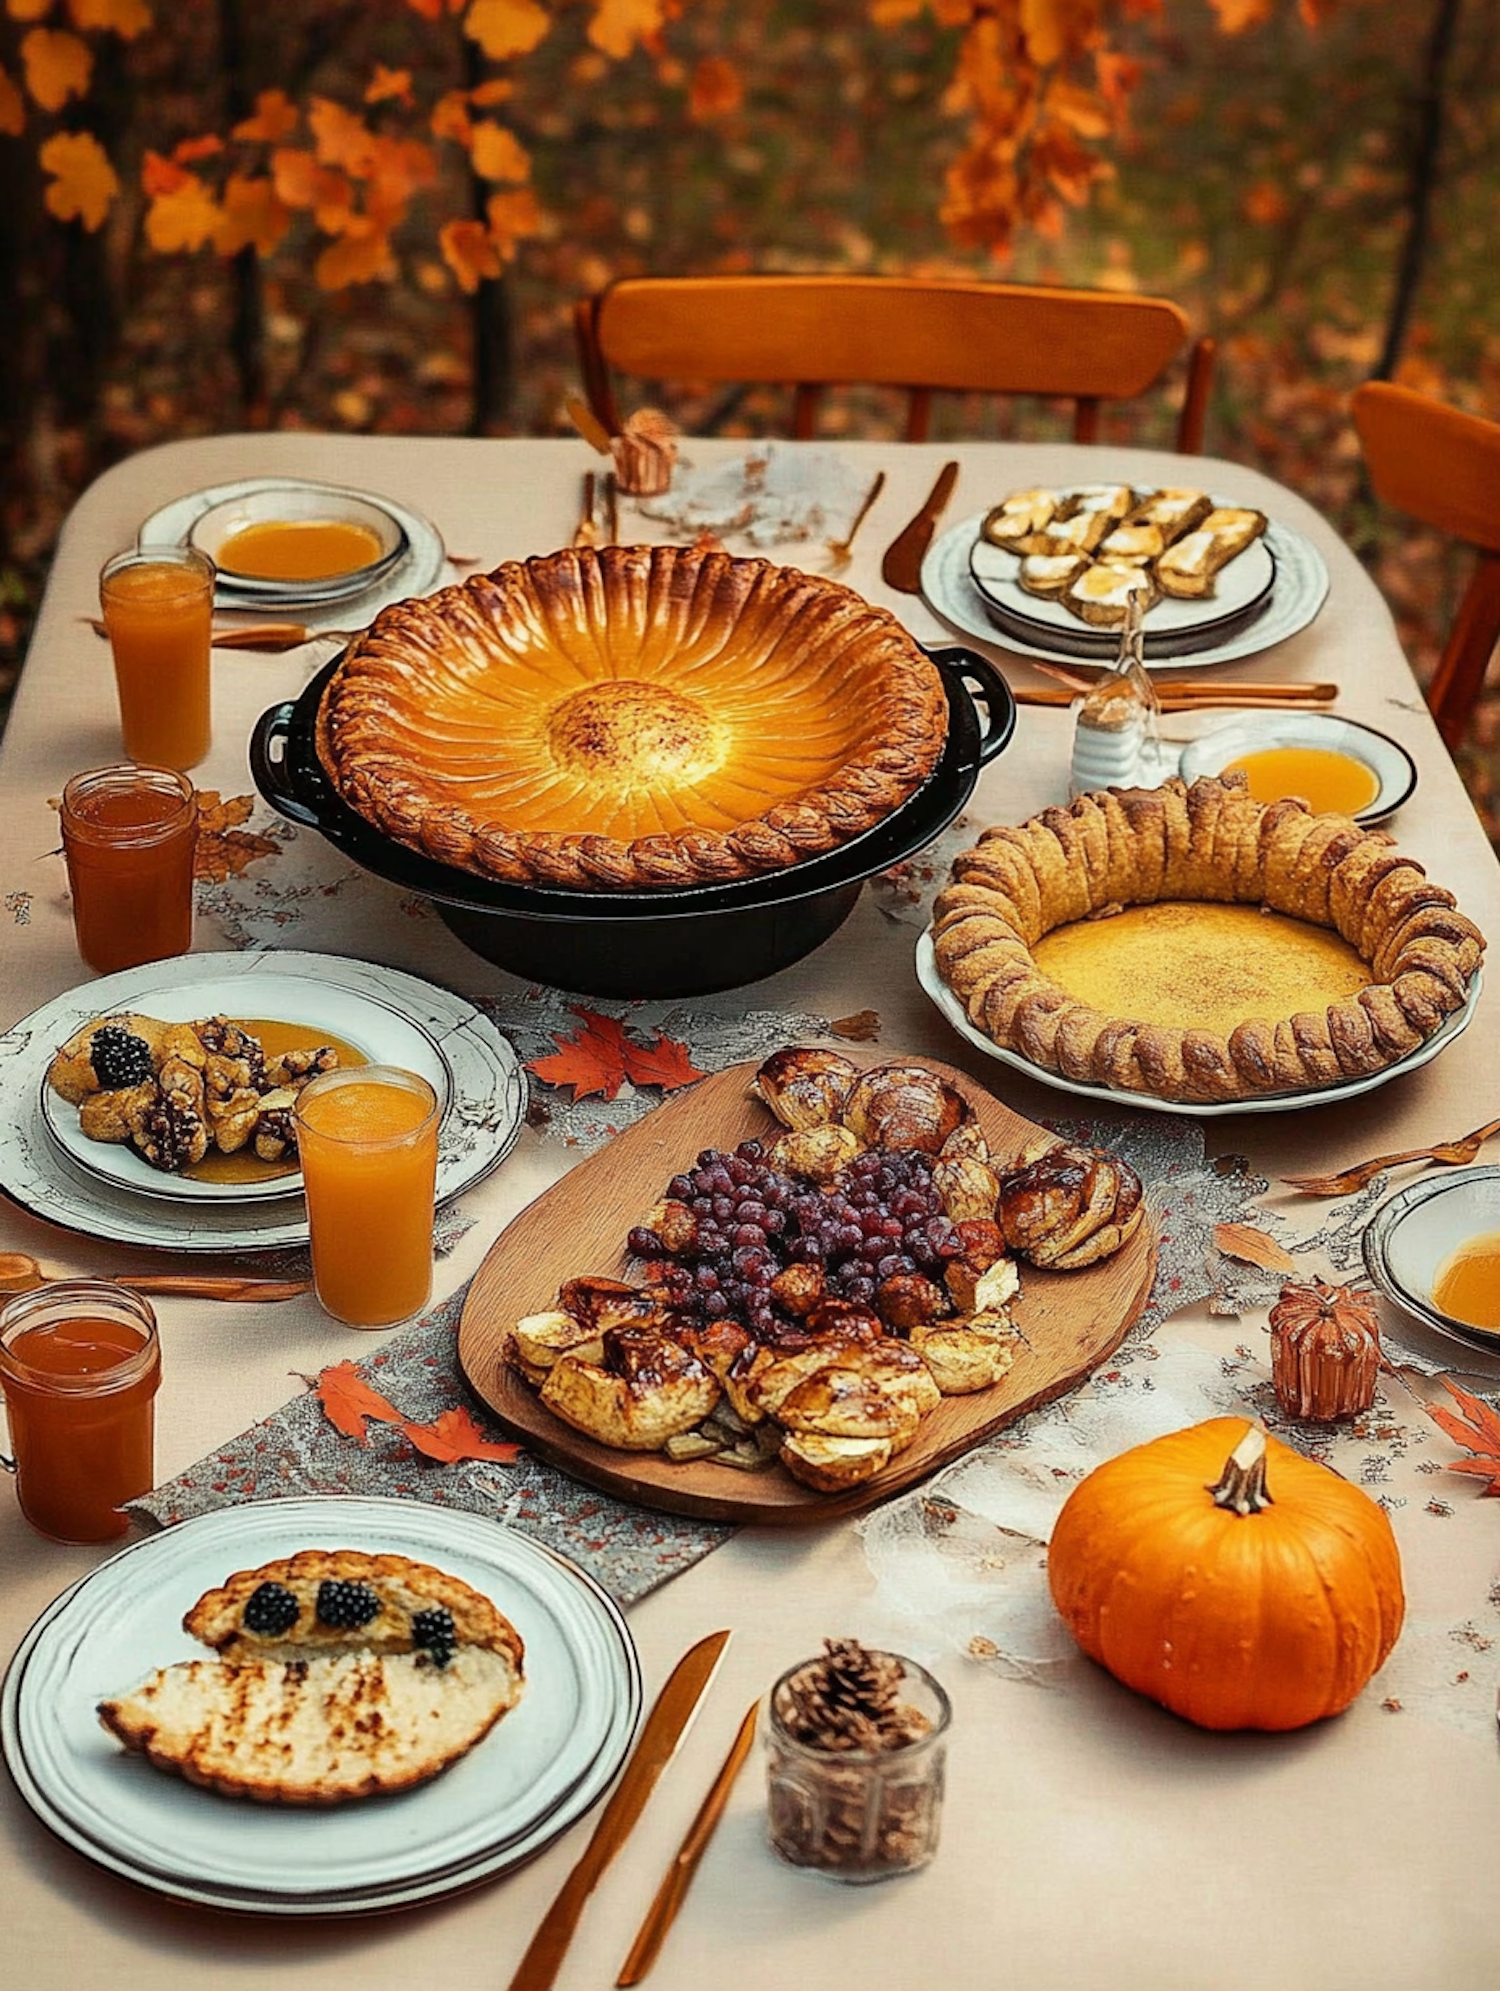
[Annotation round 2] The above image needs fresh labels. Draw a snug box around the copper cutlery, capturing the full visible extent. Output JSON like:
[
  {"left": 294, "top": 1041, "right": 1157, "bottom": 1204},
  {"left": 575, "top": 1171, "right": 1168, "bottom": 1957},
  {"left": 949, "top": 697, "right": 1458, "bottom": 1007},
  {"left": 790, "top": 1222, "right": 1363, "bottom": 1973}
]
[
  {"left": 0, "top": 1253, "right": 310, "bottom": 1302},
  {"left": 1281, "top": 1116, "right": 1500, "bottom": 1197},
  {"left": 506, "top": 1628, "right": 732, "bottom": 1991},
  {"left": 616, "top": 1697, "right": 761, "bottom": 1986},
  {"left": 880, "top": 459, "right": 959, "bottom": 593},
  {"left": 1014, "top": 684, "right": 1338, "bottom": 714},
  {"left": 83, "top": 615, "right": 360, "bottom": 653},
  {"left": 572, "top": 471, "right": 601, "bottom": 549},
  {"left": 565, "top": 392, "right": 616, "bottom": 456},
  {"left": 826, "top": 470, "right": 887, "bottom": 566}
]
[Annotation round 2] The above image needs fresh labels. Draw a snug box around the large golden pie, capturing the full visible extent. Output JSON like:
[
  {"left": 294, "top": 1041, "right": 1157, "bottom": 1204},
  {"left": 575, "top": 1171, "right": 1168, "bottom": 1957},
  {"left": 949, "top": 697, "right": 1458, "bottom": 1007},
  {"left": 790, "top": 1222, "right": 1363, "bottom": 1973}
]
[
  {"left": 315, "top": 544, "right": 948, "bottom": 890},
  {"left": 931, "top": 774, "right": 1485, "bottom": 1103}
]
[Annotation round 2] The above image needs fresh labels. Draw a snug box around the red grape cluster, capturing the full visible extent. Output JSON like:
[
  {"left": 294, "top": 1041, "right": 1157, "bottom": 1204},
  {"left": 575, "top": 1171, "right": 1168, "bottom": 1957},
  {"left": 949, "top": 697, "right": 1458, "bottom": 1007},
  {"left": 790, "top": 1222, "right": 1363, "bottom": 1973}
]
[{"left": 626, "top": 1140, "right": 967, "bottom": 1341}]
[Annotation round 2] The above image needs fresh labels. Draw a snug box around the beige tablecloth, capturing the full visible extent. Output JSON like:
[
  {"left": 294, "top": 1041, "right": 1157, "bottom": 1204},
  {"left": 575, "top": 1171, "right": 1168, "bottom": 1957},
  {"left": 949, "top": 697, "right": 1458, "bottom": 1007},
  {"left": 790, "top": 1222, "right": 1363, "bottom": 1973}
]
[{"left": 3, "top": 434, "right": 1500, "bottom": 1990}]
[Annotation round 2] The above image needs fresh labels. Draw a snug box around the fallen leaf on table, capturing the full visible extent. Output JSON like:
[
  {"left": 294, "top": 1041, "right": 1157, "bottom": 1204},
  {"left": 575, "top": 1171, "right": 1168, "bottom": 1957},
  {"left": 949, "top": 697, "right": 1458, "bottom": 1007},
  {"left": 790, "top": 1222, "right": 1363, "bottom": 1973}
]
[
  {"left": 195, "top": 790, "right": 281, "bottom": 882},
  {"left": 528, "top": 1006, "right": 706, "bottom": 1101},
  {"left": 1424, "top": 1377, "right": 1500, "bottom": 1495},
  {"left": 830, "top": 1010, "right": 881, "bottom": 1042},
  {"left": 312, "top": 1360, "right": 405, "bottom": 1445},
  {"left": 402, "top": 1405, "right": 521, "bottom": 1464},
  {"left": 1213, "top": 1222, "right": 1296, "bottom": 1274},
  {"left": 0, "top": 1252, "right": 46, "bottom": 1294}
]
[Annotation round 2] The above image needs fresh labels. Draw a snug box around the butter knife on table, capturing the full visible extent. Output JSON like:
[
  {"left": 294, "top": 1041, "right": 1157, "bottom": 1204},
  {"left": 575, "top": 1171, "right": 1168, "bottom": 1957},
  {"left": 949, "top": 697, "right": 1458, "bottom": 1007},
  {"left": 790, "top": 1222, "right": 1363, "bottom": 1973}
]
[
  {"left": 880, "top": 459, "right": 960, "bottom": 594},
  {"left": 506, "top": 1628, "right": 732, "bottom": 1991}
]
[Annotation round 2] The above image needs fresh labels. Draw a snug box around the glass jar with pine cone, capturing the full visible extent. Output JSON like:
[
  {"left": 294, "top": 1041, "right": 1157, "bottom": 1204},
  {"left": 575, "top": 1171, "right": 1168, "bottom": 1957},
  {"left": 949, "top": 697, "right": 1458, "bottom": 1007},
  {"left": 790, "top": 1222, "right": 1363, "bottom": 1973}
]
[{"left": 764, "top": 1639, "right": 951, "bottom": 1881}]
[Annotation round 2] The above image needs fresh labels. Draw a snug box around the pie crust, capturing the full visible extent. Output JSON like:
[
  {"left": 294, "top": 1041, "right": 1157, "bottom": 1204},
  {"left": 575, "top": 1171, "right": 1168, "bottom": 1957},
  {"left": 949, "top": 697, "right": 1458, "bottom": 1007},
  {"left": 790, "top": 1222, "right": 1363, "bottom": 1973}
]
[
  {"left": 931, "top": 774, "right": 1485, "bottom": 1104},
  {"left": 315, "top": 544, "right": 948, "bottom": 890}
]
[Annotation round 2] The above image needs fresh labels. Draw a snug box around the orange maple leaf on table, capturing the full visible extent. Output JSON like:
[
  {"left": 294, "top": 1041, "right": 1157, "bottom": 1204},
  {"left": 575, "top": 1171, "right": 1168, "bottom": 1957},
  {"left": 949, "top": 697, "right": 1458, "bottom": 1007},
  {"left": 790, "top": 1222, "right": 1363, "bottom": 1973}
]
[
  {"left": 528, "top": 1006, "right": 707, "bottom": 1102},
  {"left": 1425, "top": 1379, "right": 1500, "bottom": 1495},
  {"left": 313, "top": 1360, "right": 404, "bottom": 1445},
  {"left": 233, "top": 87, "right": 300, "bottom": 144},
  {"left": 403, "top": 1406, "right": 521, "bottom": 1465},
  {"left": 40, "top": 129, "right": 119, "bottom": 229},
  {"left": 194, "top": 791, "right": 281, "bottom": 883},
  {"left": 465, "top": 0, "right": 551, "bottom": 61},
  {"left": 21, "top": 27, "right": 91, "bottom": 112}
]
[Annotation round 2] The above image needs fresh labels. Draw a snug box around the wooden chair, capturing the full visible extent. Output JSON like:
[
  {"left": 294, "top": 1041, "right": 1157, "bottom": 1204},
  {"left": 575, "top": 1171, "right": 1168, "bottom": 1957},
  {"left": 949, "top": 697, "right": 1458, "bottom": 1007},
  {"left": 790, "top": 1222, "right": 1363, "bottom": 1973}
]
[
  {"left": 574, "top": 274, "right": 1216, "bottom": 453},
  {"left": 1351, "top": 379, "right": 1500, "bottom": 751}
]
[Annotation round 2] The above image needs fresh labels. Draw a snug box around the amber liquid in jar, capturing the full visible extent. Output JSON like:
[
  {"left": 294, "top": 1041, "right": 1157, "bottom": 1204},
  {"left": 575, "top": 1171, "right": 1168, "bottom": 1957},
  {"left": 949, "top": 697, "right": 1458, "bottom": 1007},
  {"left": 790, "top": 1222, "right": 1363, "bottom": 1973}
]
[
  {"left": 0, "top": 1285, "right": 161, "bottom": 1542},
  {"left": 61, "top": 764, "right": 196, "bottom": 975},
  {"left": 1433, "top": 1232, "right": 1500, "bottom": 1331}
]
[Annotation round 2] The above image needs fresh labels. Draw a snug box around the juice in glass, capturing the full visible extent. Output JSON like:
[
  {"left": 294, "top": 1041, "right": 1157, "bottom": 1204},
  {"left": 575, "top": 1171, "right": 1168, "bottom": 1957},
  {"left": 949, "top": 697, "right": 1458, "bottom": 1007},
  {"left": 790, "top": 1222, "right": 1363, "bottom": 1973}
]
[
  {"left": 0, "top": 1282, "right": 161, "bottom": 1542},
  {"left": 60, "top": 763, "right": 197, "bottom": 974},
  {"left": 99, "top": 546, "right": 215, "bottom": 769},
  {"left": 295, "top": 1066, "right": 441, "bottom": 1328}
]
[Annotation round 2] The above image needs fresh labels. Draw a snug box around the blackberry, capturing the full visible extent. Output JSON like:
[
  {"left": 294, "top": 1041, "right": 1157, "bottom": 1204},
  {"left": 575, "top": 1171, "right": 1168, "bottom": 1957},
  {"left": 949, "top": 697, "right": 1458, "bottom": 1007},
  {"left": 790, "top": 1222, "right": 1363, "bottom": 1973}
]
[
  {"left": 241, "top": 1581, "right": 301, "bottom": 1637},
  {"left": 315, "top": 1579, "right": 381, "bottom": 1630},
  {"left": 411, "top": 1607, "right": 456, "bottom": 1668},
  {"left": 89, "top": 1024, "right": 154, "bottom": 1091}
]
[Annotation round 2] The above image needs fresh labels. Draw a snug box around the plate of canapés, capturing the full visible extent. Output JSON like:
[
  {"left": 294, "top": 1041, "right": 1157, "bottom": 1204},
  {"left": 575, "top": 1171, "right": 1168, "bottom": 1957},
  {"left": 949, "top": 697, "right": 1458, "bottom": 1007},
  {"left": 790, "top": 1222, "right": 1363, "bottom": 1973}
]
[{"left": 2, "top": 952, "right": 525, "bottom": 1250}]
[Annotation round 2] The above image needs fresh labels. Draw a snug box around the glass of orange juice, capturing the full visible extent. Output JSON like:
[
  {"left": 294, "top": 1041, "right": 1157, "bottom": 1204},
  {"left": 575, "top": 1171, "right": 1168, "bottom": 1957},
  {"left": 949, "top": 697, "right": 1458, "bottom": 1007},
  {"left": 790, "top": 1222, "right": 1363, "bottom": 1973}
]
[
  {"left": 99, "top": 545, "right": 215, "bottom": 770},
  {"left": 61, "top": 762, "right": 197, "bottom": 974},
  {"left": 0, "top": 1281, "right": 162, "bottom": 1542},
  {"left": 295, "top": 1065, "right": 441, "bottom": 1328}
]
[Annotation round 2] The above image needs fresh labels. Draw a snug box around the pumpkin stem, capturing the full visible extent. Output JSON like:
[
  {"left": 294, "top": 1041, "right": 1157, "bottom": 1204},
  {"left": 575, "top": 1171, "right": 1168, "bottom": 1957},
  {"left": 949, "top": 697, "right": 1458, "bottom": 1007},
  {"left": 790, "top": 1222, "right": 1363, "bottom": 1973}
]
[{"left": 1209, "top": 1424, "right": 1273, "bottom": 1516}]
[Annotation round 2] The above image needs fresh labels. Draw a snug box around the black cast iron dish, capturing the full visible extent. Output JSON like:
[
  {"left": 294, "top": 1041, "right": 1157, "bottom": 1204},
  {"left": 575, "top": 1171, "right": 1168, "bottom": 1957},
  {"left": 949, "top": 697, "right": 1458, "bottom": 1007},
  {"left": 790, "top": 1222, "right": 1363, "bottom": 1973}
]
[{"left": 251, "top": 646, "right": 1015, "bottom": 998}]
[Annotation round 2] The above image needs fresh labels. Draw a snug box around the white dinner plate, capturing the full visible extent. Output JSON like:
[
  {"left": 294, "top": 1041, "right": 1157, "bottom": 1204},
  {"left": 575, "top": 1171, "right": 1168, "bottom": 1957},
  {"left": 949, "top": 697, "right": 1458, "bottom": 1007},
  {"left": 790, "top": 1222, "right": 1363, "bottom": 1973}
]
[
  {"left": 1, "top": 1498, "right": 641, "bottom": 1914},
  {"left": 40, "top": 971, "right": 453, "bottom": 1204},
  {"left": 0, "top": 952, "right": 525, "bottom": 1250},
  {"left": 137, "top": 477, "right": 448, "bottom": 625},
  {"left": 916, "top": 930, "right": 1482, "bottom": 1118},
  {"left": 922, "top": 510, "right": 1330, "bottom": 673}
]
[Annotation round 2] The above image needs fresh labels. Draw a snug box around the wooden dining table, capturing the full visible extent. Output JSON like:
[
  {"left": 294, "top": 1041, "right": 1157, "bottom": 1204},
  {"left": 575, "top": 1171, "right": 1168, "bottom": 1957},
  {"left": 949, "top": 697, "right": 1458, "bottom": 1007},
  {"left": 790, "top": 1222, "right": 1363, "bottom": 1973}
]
[{"left": 3, "top": 431, "right": 1500, "bottom": 1991}]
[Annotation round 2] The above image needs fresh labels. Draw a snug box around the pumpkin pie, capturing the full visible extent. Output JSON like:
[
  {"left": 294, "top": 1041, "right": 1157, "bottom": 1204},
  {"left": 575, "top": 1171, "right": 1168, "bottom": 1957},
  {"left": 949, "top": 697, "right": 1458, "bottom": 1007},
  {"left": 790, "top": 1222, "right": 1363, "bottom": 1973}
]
[
  {"left": 315, "top": 544, "right": 948, "bottom": 890},
  {"left": 931, "top": 774, "right": 1484, "bottom": 1103}
]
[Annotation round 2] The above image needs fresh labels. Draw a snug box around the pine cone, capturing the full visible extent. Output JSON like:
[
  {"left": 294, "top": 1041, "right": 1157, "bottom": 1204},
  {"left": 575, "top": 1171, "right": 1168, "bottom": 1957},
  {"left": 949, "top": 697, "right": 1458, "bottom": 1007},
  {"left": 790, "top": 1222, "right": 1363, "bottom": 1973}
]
[{"left": 774, "top": 1638, "right": 930, "bottom": 1753}]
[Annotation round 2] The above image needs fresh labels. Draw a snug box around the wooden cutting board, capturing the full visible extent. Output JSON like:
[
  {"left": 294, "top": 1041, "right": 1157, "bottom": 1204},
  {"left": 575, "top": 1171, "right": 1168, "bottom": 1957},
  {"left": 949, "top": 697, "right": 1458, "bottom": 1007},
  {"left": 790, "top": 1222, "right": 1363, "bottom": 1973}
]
[{"left": 457, "top": 1053, "right": 1157, "bottom": 1525}]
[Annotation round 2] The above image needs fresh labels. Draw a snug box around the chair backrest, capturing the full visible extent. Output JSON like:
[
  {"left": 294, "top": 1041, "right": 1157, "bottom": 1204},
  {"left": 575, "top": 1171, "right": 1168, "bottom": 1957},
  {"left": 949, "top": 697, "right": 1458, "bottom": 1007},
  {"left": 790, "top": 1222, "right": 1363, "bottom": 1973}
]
[
  {"left": 1351, "top": 379, "right": 1500, "bottom": 750},
  {"left": 575, "top": 274, "right": 1215, "bottom": 453}
]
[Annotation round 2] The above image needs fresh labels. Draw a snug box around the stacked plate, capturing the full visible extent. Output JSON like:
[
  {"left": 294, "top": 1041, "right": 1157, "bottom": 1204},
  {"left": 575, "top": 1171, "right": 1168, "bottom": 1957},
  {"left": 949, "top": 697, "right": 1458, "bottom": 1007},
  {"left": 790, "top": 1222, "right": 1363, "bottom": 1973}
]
[
  {"left": 3, "top": 951, "right": 526, "bottom": 1252},
  {"left": 2, "top": 1499, "right": 641, "bottom": 1913}
]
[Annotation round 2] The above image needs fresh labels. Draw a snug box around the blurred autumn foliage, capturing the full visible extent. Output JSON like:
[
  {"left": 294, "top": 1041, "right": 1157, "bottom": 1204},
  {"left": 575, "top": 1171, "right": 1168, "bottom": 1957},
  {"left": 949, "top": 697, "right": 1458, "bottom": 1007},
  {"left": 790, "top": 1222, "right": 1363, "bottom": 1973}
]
[{"left": 1, "top": 0, "right": 1498, "bottom": 830}]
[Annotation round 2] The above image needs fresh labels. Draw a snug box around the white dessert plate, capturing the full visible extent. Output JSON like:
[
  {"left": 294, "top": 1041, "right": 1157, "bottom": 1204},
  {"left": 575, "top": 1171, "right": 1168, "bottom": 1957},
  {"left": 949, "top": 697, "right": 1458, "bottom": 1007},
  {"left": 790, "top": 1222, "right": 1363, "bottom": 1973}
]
[
  {"left": 916, "top": 929, "right": 1482, "bottom": 1119},
  {"left": 187, "top": 485, "right": 407, "bottom": 603},
  {"left": 137, "top": 477, "right": 447, "bottom": 624},
  {"left": 1363, "top": 1166, "right": 1500, "bottom": 1356},
  {"left": 0, "top": 951, "right": 524, "bottom": 1250},
  {"left": 1, "top": 1498, "right": 641, "bottom": 1915},
  {"left": 39, "top": 971, "right": 451, "bottom": 1204},
  {"left": 1176, "top": 712, "right": 1418, "bottom": 826},
  {"left": 922, "top": 510, "right": 1330, "bottom": 674}
]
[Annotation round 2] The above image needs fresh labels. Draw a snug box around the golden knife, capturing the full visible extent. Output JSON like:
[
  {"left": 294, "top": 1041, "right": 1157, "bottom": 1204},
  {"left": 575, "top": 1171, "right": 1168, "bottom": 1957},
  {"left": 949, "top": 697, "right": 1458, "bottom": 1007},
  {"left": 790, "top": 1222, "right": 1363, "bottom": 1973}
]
[
  {"left": 616, "top": 1697, "right": 761, "bottom": 1986},
  {"left": 880, "top": 459, "right": 960, "bottom": 594},
  {"left": 506, "top": 1628, "right": 732, "bottom": 1991}
]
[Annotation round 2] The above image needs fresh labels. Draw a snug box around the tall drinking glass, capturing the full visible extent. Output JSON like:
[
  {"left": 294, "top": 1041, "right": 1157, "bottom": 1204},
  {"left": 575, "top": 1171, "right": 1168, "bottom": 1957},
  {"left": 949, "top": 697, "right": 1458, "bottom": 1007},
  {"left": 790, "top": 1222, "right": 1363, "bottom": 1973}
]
[
  {"left": 60, "top": 762, "right": 197, "bottom": 974},
  {"left": 99, "top": 545, "right": 215, "bottom": 769},
  {"left": 295, "top": 1066, "right": 441, "bottom": 1328}
]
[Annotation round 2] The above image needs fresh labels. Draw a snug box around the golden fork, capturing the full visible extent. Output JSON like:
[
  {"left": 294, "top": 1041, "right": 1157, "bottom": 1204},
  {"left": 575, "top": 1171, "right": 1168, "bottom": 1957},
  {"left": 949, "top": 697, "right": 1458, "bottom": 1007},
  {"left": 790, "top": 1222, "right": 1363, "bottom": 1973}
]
[
  {"left": 826, "top": 470, "right": 887, "bottom": 566},
  {"left": 572, "top": 470, "right": 600, "bottom": 549},
  {"left": 1281, "top": 1117, "right": 1500, "bottom": 1197}
]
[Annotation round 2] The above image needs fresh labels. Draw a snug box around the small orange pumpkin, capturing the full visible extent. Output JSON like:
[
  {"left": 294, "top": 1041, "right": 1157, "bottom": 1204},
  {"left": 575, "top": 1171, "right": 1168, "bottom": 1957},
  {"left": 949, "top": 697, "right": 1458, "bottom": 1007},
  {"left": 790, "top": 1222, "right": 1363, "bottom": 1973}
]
[{"left": 1047, "top": 1417, "right": 1404, "bottom": 1731}]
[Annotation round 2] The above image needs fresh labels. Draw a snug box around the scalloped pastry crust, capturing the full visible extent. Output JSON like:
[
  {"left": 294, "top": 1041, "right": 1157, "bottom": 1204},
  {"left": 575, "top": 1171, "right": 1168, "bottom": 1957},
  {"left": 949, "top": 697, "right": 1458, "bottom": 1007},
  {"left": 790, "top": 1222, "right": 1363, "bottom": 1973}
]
[
  {"left": 315, "top": 544, "right": 948, "bottom": 891},
  {"left": 931, "top": 774, "right": 1485, "bottom": 1104}
]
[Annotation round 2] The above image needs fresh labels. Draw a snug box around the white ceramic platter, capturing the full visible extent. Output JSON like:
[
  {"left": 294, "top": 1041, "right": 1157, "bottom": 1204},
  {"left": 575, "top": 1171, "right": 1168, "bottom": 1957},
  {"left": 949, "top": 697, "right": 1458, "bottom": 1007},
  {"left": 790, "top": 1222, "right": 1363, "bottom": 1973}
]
[
  {"left": 1176, "top": 711, "right": 1418, "bottom": 826},
  {"left": 1363, "top": 1166, "right": 1500, "bottom": 1356},
  {"left": 0, "top": 952, "right": 525, "bottom": 1250},
  {"left": 923, "top": 511, "right": 1330, "bottom": 673},
  {"left": 40, "top": 972, "right": 453, "bottom": 1205},
  {"left": 916, "top": 930, "right": 1482, "bottom": 1119},
  {"left": 137, "top": 477, "right": 447, "bottom": 625},
  {"left": 1, "top": 1498, "right": 641, "bottom": 1915}
]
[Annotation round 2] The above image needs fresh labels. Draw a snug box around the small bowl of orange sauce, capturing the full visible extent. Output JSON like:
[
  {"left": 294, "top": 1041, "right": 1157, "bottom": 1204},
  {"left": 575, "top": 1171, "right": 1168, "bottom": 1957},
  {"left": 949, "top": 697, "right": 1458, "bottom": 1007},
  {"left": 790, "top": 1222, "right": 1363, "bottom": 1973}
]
[
  {"left": 188, "top": 484, "right": 406, "bottom": 603},
  {"left": 1364, "top": 1166, "right": 1500, "bottom": 1352},
  {"left": 1177, "top": 712, "right": 1416, "bottom": 826}
]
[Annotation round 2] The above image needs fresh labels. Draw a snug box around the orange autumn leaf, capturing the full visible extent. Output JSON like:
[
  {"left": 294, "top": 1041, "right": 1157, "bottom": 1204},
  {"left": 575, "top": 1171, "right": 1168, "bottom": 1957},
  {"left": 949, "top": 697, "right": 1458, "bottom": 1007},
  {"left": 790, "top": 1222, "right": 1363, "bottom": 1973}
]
[
  {"left": 145, "top": 171, "right": 223, "bottom": 252},
  {"left": 1206, "top": 0, "right": 1273, "bottom": 27},
  {"left": 528, "top": 1007, "right": 706, "bottom": 1101},
  {"left": 470, "top": 77, "right": 515, "bottom": 105},
  {"left": 315, "top": 220, "right": 396, "bottom": 290},
  {"left": 469, "top": 119, "right": 530, "bottom": 181},
  {"left": 1426, "top": 1379, "right": 1500, "bottom": 1495},
  {"left": 0, "top": 63, "right": 24, "bottom": 137},
  {"left": 1020, "top": 0, "right": 1065, "bottom": 66},
  {"left": 5, "top": 0, "right": 54, "bottom": 21},
  {"left": 465, "top": 0, "right": 550, "bottom": 61},
  {"left": 688, "top": 54, "right": 742, "bottom": 121},
  {"left": 173, "top": 132, "right": 224, "bottom": 165},
  {"left": 402, "top": 1405, "right": 521, "bottom": 1464},
  {"left": 588, "top": 0, "right": 673, "bottom": 60},
  {"left": 214, "top": 172, "right": 292, "bottom": 257},
  {"left": 485, "top": 184, "right": 542, "bottom": 257},
  {"left": 193, "top": 791, "right": 281, "bottom": 881},
  {"left": 141, "top": 148, "right": 189, "bottom": 197},
  {"left": 1212, "top": 1222, "right": 1296, "bottom": 1274},
  {"left": 309, "top": 95, "right": 379, "bottom": 176},
  {"left": 365, "top": 63, "right": 414, "bottom": 107},
  {"left": 40, "top": 128, "right": 119, "bottom": 228},
  {"left": 365, "top": 133, "right": 438, "bottom": 222},
  {"left": 233, "top": 87, "right": 299, "bottom": 143},
  {"left": 271, "top": 148, "right": 353, "bottom": 229},
  {"left": 21, "top": 26, "right": 91, "bottom": 111},
  {"left": 66, "top": 0, "right": 152, "bottom": 32},
  {"left": 430, "top": 89, "right": 474, "bottom": 145},
  {"left": 313, "top": 1359, "right": 405, "bottom": 1444},
  {"left": 440, "top": 216, "right": 503, "bottom": 292},
  {"left": 617, "top": 1028, "right": 708, "bottom": 1092}
]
